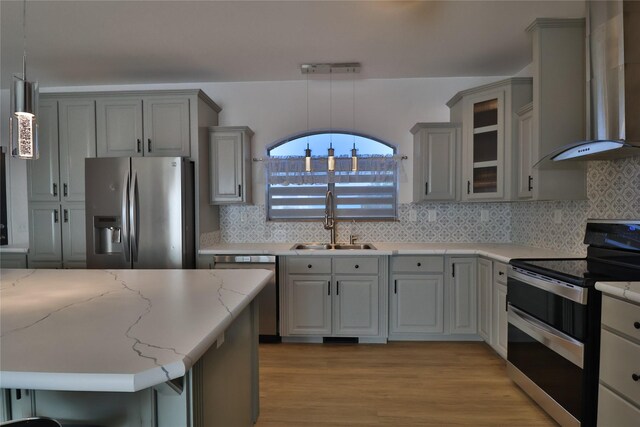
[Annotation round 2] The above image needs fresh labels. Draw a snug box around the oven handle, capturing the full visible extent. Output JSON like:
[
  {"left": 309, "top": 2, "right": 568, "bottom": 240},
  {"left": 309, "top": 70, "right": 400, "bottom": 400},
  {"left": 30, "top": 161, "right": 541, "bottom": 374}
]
[
  {"left": 508, "top": 304, "right": 584, "bottom": 369},
  {"left": 508, "top": 266, "right": 588, "bottom": 305}
]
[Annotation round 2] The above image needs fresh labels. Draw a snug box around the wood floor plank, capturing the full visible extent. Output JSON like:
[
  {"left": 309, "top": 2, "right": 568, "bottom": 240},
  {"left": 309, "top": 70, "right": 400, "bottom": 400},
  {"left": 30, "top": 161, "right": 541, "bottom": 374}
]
[{"left": 256, "top": 342, "right": 557, "bottom": 426}]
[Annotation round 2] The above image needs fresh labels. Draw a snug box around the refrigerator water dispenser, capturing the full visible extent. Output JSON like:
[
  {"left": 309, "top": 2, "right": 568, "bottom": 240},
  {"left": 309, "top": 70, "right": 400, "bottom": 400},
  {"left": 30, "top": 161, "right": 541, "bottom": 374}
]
[{"left": 94, "top": 216, "right": 122, "bottom": 254}]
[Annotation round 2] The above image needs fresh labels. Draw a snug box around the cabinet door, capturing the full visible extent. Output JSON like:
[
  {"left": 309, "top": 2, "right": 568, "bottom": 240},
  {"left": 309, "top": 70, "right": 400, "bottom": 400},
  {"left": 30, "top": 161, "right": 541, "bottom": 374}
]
[
  {"left": 390, "top": 274, "right": 444, "bottom": 334},
  {"left": 96, "top": 97, "right": 143, "bottom": 157},
  {"left": 422, "top": 127, "right": 457, "bottom": 201},
  {"left": 28, "top": 202, "right": 62, "bottom": 263},
  {"left": 477, "top": 258, "right": 492, "bottom": 342},
  {"left": 492, "top": 283, "right": 508, "bottom": 359},
  {"left": 333, "top": 275, "right": 379, "bottom": 336},
  {"left": 286, "top": 274, "right": 331, "bottom": 336},
  {"left": 449, "top": 257, "right": 477, "bottom": 334},
  {"left": 61, "top": 202, "right": 86, "bottom": 266},
  {"left": 462, "top": 90, "right": 505, "bottom": 200},
  {"left": 210, "top": 131, "right": 243, "bottom": 203},
  {"left": 58, "top": 99, "right": 96, "bottom": 202},
  {"left": 517, "top": 107, "right": 534, "bottom": 199},
  {"left": 28, "top": 100, "right": 59, "bottom": 202},
  {"left": 143, "top": 97, "right": 190, "bottom": 157}
]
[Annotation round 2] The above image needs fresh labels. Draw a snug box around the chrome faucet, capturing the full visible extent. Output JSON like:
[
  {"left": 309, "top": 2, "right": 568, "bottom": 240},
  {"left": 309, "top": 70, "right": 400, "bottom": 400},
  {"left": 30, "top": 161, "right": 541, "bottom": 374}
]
[{"left": 323, "top": 190, "right": 336, "bottom": 244}]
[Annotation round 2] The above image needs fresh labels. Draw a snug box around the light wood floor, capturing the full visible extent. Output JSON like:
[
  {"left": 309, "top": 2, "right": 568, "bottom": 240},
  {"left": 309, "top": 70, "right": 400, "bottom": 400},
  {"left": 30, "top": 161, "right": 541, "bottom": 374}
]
[{"left": 256, "top": 342, "right": 557, "bottom": 426}]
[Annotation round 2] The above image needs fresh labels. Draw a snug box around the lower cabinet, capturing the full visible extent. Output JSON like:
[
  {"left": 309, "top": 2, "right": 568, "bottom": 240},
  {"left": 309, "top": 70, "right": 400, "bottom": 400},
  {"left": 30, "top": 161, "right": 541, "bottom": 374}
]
[
  {"left": 448, "top": 257, "right": 477, "bottom": 335},
  {"left": 28, "top": 202, "right": 86, "bottom": 268},
  {"left": 390, "top": 275, "right": 444, "bottom": 335},
  {"left": 282, "top": 256, "right": 387, "bottom": 340},
  {"left": 490, "top": 261, "right": 508, "bottom": 358},
  {"left": 0, "top": 253, "right": 28, "bottom": 268},
  {"left": 477, "top": 258, "right": 493, "bottom": 342}
]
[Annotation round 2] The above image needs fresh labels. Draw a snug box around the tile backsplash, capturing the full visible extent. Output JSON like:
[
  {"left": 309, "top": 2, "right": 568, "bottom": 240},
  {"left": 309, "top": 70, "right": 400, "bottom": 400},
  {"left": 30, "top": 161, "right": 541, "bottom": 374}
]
[{"left": 218, "top": 157, "right": 640, "bottom": 255}]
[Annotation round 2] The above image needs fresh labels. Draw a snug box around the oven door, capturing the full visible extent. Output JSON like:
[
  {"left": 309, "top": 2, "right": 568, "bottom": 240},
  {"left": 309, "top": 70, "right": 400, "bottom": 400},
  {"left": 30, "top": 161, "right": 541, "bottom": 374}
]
[{"left": 507, "top": 266, "right": 588, "bottom": 427}]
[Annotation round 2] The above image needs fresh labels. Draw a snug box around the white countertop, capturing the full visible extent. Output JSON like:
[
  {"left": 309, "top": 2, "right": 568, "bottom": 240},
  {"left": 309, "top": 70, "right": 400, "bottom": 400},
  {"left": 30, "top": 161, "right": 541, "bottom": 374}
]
[
  {"left": 0, "top": 268, "right": 273, "bottom": 392},
  {"left": 0, "top": 244, "right": 29, "bottom": 254},
  {"left": 199, "top": 242, "right": 577, "bottom": 263},
  {"left": 596, "top": 281, "right": 640, "bottom": 305}
]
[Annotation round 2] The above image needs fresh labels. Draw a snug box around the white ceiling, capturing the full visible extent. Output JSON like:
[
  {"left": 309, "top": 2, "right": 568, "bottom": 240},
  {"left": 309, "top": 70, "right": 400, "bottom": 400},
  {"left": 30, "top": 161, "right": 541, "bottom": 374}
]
[{"left": 0, "top": 0, "right": 585, "bottom": 89}]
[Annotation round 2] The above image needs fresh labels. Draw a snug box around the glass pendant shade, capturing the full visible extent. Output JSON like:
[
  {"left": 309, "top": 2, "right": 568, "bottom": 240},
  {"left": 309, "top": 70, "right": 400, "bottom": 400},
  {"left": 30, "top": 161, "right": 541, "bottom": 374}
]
[
  {"left": 304, "top": 143, "right": 312, "bottom": 172},
  {"left": 10, "top": 75, "right": 39, "bottom": 160},
  {"left": 351, "top": 143, "right": 358, "bottom": 171},
  {"left": 327, "top": 144, "right": 335, "bottom": 172}
]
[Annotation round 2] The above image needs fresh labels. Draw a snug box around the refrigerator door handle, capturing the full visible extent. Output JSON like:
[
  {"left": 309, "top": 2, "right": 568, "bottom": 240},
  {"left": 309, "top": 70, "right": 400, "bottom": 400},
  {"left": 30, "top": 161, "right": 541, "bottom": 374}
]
[
  {"left": 130, "top": 171, "right": 139, "bottom": 262},
  {"left": 122, "top": 171, "right": 131, "bottom": 262}
]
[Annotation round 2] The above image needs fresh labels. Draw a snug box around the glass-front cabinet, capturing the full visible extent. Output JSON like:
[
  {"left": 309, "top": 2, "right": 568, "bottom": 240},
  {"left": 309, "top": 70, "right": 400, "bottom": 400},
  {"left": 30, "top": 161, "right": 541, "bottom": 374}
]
[
  {"left": 463, "top": 90, "right": 505, "bottom": 200},
  {"left": 447, "top": 77, "right": 532, "bottom": 202}
]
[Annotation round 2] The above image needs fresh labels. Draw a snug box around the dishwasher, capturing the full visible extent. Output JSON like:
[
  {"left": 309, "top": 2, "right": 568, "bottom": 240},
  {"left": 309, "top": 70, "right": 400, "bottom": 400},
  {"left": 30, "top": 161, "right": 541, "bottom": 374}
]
[{"left": 212, "top": 255, "right": 280, "bottom": 343}]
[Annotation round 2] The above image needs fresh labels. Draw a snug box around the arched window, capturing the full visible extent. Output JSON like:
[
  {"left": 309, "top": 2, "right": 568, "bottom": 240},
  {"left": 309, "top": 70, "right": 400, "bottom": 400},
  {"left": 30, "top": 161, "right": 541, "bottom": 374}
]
[{"left": 266, "top": 131, "right": 398, "bottom": 221}]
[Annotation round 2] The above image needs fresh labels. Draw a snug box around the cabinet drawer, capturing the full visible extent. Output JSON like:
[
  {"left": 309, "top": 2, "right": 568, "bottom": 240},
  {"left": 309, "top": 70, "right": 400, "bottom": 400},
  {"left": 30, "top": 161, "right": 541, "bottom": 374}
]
[
  {"left": 602, "top": 295, "right": 640, "bottom": 342},
  {"left": 333, "top": 257, "right": 378, "bottom": 275},
  {"left": 598, "top": 384, "right": 640, "bottom": 427},
  {"left": 600, "top": 329, "right": 640, "bottom": 405},
  {"left": 493, "top": 262, "right": 508, "bottom": 284},
  {"left": 287, "top": 257, "right": 332, "bottom": 274},
  {"left": 391, "top": 256, "right": 443, "bottom": 273}
]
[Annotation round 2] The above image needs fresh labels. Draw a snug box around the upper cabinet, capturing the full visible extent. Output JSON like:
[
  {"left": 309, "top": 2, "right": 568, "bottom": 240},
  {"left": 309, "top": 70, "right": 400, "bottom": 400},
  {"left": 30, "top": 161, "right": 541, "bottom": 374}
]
[
  {"left": 411, "top": 123, "right": 459, "bottom": 202},
  {"left": 97, "top": 94, "right": 190, "bottom": 157},
  {"left": 521, "top": 18, "right": 587, "bottom": 201},
  {"left": 28, "top": 98, "right": 97, "bottom": 203},
  {"left": 209, "top": 126, "right": 253, "bottom": 204},
  {"left": 448, "top": 78, "right": 533, "bottom": 202}
]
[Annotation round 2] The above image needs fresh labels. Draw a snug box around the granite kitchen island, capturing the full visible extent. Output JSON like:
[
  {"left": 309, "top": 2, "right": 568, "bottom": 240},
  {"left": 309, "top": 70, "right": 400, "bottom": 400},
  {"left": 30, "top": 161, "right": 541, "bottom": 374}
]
[{"left": 0, "top": 268, "right": 273, "bottom": 426}]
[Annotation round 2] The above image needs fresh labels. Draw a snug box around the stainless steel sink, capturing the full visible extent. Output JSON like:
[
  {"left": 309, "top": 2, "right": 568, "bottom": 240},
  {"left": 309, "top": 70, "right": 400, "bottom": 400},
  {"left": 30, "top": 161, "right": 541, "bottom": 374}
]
[{"left": 291, "top": 243, "right": 376, "bottom": 250}]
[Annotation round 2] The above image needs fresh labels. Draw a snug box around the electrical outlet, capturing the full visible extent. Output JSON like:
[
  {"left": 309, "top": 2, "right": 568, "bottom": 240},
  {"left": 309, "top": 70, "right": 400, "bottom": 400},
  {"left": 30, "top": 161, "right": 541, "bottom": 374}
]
[
  {"left": 553, "top": 210, "right": 563, "bottom": 224},
  {"left": 240, "top": 211, "right": 248, "bottom": 222},
  {"left": 408, "top": 208, "right": 417, "bottom": 222},
  {"left": 480, "top": 210, "right": 489, "bottom": 222},
  {"left": 428, "top": 210, "right": 437, "bottom": 222}
]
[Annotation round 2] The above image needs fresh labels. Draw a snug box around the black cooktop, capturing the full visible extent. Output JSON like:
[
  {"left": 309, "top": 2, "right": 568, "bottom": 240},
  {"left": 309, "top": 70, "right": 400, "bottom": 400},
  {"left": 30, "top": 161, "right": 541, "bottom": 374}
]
[{"left": 509, "top": 257, "right": 634, "bottom": 287}]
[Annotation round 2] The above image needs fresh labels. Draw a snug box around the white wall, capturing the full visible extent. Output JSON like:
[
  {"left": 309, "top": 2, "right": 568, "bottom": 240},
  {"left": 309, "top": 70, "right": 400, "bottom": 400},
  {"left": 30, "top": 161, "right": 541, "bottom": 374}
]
[{"left": 2, "top": 76, "right": 505, "bottom": 243}]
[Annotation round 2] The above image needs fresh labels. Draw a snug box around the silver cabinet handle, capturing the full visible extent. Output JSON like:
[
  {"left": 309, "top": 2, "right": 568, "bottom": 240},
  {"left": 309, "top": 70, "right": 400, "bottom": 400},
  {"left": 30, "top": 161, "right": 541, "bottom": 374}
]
[
  {"left": 53, "top": 183, "right": 58, "bottom": 197},
  {"left": 63, "top": 183, "right": 68, "bottom": 197},
  {"left": 528, "top": 175, "right": 533, "bottom": 191},
  {"left": 122, "top": 171, "right": 130, "bottom": 262},
  {"left": 53, "top": 209, "right": 59, "bottom": 223},
  {"left": 63, "top": 209, "right": 68, "bottom": 223}
]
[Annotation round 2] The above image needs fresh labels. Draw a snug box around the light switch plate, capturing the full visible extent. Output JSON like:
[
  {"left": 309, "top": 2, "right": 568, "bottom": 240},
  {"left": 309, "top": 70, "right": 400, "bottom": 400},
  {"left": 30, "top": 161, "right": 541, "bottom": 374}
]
[
  {"left": 480, "top": 210, "right": 489, "bottom": 222},
  {"left": 408, "top": 208, "right": 417, "bottom": 222},
  {"left": 428, "top": 210, "right": 437, "bottom": 222},
  {"left": 553, "top": 210, "right": 563, "bottom": 224}
]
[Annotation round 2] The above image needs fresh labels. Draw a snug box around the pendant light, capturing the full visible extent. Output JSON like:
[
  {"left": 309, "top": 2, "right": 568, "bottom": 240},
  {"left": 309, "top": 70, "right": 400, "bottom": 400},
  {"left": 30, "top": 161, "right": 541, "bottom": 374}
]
[
  {"left": 351, "top": 74, "right": 358, "bottom": 172},
  {"left": 304, "top": 142, "right": 312, "bottom": 172},
  {"left": 327, "top": 143, "right": 335, "bottom": 172},
  {"left": 351, "top": 143, "right": 358, "bottom": 172},
  {"left": 10, "top": 0, "right": 39, "bottom": 160}
]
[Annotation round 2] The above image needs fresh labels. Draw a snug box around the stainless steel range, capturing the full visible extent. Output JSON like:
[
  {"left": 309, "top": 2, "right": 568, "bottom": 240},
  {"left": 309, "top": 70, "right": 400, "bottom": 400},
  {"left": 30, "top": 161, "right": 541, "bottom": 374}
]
[{"left": 507, "top": 220, "right": 640, "bottom": 426}]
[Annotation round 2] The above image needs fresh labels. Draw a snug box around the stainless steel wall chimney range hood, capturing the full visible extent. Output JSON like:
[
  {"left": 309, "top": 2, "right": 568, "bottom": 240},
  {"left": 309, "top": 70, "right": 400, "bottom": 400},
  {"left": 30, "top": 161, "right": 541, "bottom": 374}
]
[{"left": 541, "top": 0, "right": 640, "bottom": 163}]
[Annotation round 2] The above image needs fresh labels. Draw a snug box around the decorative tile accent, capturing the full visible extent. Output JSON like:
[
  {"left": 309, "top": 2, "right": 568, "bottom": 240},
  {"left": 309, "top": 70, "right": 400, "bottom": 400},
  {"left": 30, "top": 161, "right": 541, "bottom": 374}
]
[
  {"left": 511, "top": 156, "right": 640, "bottom": 255},
  {"left": 220, "top": 202, "right": 511, "bottom": 243},
  {"left": 218, "top": 157, "right": 639, "bottom": 253},
  {"left": 199, "top": 231, "right": 221, "bottom": 247}
]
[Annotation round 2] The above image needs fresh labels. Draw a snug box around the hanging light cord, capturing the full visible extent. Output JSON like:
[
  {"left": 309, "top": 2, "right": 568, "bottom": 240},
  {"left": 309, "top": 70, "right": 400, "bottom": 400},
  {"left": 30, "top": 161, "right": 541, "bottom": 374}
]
[{"left": 22, "top": 0, "right": 27, "bottom": 80}]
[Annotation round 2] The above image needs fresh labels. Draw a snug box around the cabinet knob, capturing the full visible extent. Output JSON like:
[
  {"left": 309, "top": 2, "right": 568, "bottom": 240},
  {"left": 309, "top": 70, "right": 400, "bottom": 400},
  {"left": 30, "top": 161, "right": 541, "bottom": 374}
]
[
  {"left": 632, "top": 373, "right": 639, "bottom": 382},
  {"left": 499, "top": 271, "right": 505, "bottom": 276},
  {"left": 355, "top": 264, "right": 359, "bottom": 269},
  {"left": 307, "top": 264, "right": 312, "bottom": 269},
  {"left": 634, "top": 321, "right": 640, "bottom": 330},
  {"left": 417, "top": 262, "right": 421, "bottom": 267}
]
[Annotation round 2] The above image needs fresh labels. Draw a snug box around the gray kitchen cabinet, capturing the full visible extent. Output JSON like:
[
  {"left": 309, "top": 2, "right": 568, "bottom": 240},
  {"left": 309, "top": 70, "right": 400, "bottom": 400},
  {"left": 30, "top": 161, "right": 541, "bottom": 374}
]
[
  {"left": 389, "top": 256, "right": 445, "bottom": 338},
  {"left": 598, "top": 295, "right": 640, "bottom": 425},
  {"left": 282, "top": 255, "right": 387, "bottom": 340},
  {"left": 97, "top": 95, "right": 191, "bottom": 158},
  {"left": 477, "top": 257, "right": 492, "bottom": 342},
  {"left": 27, "top": 97, "right": 96, "bottom": 268},
  {"left": 209, "top": 126, "right": 253, "bottom": 204},
  {"left": 286, "top": 274, "right": 332, "bottom": 336},
  {"left": 448, "top": 78, "right": 532, "bottom": 201},
  {"left": 28, "top": 202, "right": 62, "bottom": 268},
  {"left": 27, "top": 100, "right": 59, "bottom": 202},
  {"left": 0, "top": 253, "right": 28, "bottom": 268},
  {"left": 334, "top": 275, "right": 379, "bottom": 336},
  {"left": 411, "top": 123, "right": 459, "bottom": 202},
  {"left": 448, "top": 257, "right": 477, "bottom": 334},
  {"left": 491, "top": 261, "right": 508, "bottom": 359},
  {"left": 518, "top": 19, "right": 586, "bottom": 201}
]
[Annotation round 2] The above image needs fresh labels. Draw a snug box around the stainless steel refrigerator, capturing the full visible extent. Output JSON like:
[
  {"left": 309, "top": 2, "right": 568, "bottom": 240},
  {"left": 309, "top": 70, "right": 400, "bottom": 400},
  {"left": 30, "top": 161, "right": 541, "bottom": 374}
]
[{"left": 85, "top": 157, "right": 195, "bottom": 269}]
